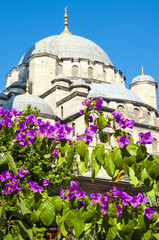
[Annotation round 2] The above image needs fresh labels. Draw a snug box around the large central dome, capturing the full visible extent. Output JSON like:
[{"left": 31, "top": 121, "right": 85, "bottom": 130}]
[{"left": 19, "top": 34, "right": 113, "bottom": 66}]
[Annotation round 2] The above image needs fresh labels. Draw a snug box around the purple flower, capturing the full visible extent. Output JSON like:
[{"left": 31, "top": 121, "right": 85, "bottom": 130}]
[
  {"left": 28, "top": 181, "right": 44, "bottom": 193},
  {"left": 88, "top": 115, "right": 93, "bottom": 123},
  {"left": 85, "top": 135, "right": 93, "bottom": 145},
  {"left": 116, "top": 135, "right": 131, "bottom": 148},
  {"left": 0, "top": 171, "right": 11, "bottom": 182},
  {"left": 101, "top": 206, "right": 107, "bottom": 215},
  {"left": 60, "top": 189, "right": 66, "bottom": 199},
  {"left": 18, "top": 122, "right": 27, "bottom": 131},
  {"left": 136, "top": 193, "right": 147, "bottom": 205},
  {"left": 130, "top": 196, "right": 140, "bottom": 208},
  {"left": 74, "top": 190, "right": 86, "bottom": 199},
  {"left": 65, "top": 124, "right": 74, "bottom": 135},
  {"left": 52, "top": 149, "right": 59, "bottom": 158},
  {"left": 82, "top": 98, "right": 93, "bottom": 107},
  {"left": 138, "top": 132, "right": 154, "bottom": 145},
  {"left": 76, "top": 133, "right": 84, "bottom": 141},
  {"left": 18, "top": 168, "right": 29, "bottom": 177},
  {"left": 79, "top": 109, "right": 84, "bottom": 115},
  {"left": 90, "top": 193, "right": 102, "bottom": 204},
  {"left": 90, "top": 125, "right": 99, "bottom": 133},
  {"left": 78, "top": 201, "right": 85, "bottom": 210},
  {"left": 120, "top": 192, "right": 132, "bottom": 206},
  {"left": 42, "top": 180, "right": 51, "bottom": 187},
  {"left": 1, "top": 118, "right": 13, "bottom": 128},
  {"left": 116, "top": 204, "right": 123, "bottom": 218},
  {"left": 70, "top": 181, "right": 78, "bottom": 191},
  {"left": 101, "top": 196, "right": 109, "bottom": 207},
  {"left": 95, "top": 98, "right": 103, "bottom": 110},
  {"left": 66, "top": 192, "right": 74, "bottom": 200},
  {"left": 110, "top": 186, "right": 120, "bottom": 198},
  {"left": 119, "top": 118, "right": 135, "bottom": 129},
  {"left": 112, "top": 112, "right": 123, "bottom": 121},
  {"left": 143, "top": 207, "right": 157, "bottom": 220},
  {"left": 27, "top": 129, "right": 37, "bottom": 139}
]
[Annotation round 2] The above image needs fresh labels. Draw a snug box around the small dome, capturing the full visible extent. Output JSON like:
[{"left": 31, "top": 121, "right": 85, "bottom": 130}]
[
  {"left": 88, "top": 83, "right": 143, "bottom": 103},
  {"left": 19, "top": 35, "right": 113, "bottom": 66},
  {"left": 3, "top": 94, "right": 54, "bottom": 115},
  {"left": 131, "top": 74, "right": 155, "bottom": 84},
  {"left": 0, "top": 91, "right": 8, "bottom": 100}
]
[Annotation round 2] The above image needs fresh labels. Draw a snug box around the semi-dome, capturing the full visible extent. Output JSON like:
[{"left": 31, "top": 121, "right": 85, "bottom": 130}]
[
  {"left": 88, "top": 83, "right": 143, "bottom": 103},
  {"left": 131, "top": 74, "right": 155, "bottom": 84},
  {"left": 19, "top": 34, "right": 113, "bottom": 66},
  {"left": 3, "top": 94, "right": 54, "bottom": 115},
  {"left": 9, "top": 81, "right": 26, "bottom": 89},
  {"left": 0, "top": 91, "right": 8, "bottom": 100}
]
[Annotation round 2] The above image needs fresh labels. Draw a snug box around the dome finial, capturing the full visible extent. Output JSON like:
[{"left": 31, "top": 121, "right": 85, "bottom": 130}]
[
  {"left": 26, "top": 78, "right": 29, "bottom": 94},
  {"left": 61, "top": 6, "right": 71, "bottom": 35},
  {"left": 142, "top": 66, "right": 144, "bottom": 75}
]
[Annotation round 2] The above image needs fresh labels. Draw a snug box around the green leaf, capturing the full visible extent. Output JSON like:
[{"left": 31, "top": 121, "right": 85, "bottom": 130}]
[
  {"left": 94, "top": 144, "right": 105, "bottom": 165},
  {"left": 67, "top": 145, "right": 75, "bottom": 168},
  {"left": 44, "top": 153, "right": 51, "bottom": 159},
  {"left": 97, "top": 115, "right": 107, "bottom": 131},
  {"left": 31, "top": 210, "right": 40, "bottom": 222},
  {"left": 74, "top": 211, "right": 85, "bottom": 237},
  {"left": 84, "top": 107, "right": 90, "bottom": 128},
  {"left": 56, "top": 214, "right": 68, "bottom": 236},
  {"left": 0, "top": 216, "right": 5, "bottom": 228},
  {"left": 153, "top": 233, "right": 159, "bottom": 239},
  {"left": 136, "top": 145, "right": 147, "bottom": 163},
  {"left": 129, "top": 167, "right": 142, "bottom": 188},
  {"left": 146, "top": 155, "right": 159, "bottom": 179},
  {"left": 40, "top": 199, "right": 55, "bottom": 226},
  {"left": 14, "top": 220, "right": 33, "bottom": 239},
  {"left": 113, "top": 147, "right": 123, "bottom": 169},
  {"left": 126, "top": 143, "right": 138, "bottom": 156},
  {"left": 82, "top": 204, "right": 95, "bottom": 223},
  {"left": 51, "top": 196, "right": 63, "bottom": 213},
  {"left": 107, "top": 203, "right": 117, "bottom": 218},
  {"left": 64, "top": 209, "right": 76, "bottom": 228},
  {"left": 3, "top": 234, "right": 14, "bottom": 240},
  {"left": 0, "top": 147, "right": 17, "bottom": 175},
  {"left": 76, "top": 140, "right": 86, "bottom": 157},
  {"left": 138, "top": 213, "right": 150, "bottom": 233},
  {"left": 78, "top": 161, "right": 87, "bottom": 175},
  {"left": 60, "top": 141, "right": 69, "bottom": 155},
  {"left": 58, "top": 152, "right": 65, "bottom": 165},
  {"left": 99, "top": 132, "right": 109, "bottom": 143},
  {"left": 18, "top": 197, "right": 31, "bottom": 215},
  {"left": 91, "top": 150, "right": 100, "bottom": 178},
  {"left": 104, "top": 151, "right": 115, "bottom": 177},
  {"left": 0, "top": 155, "right": 8, "bottom": 172},
  {"left": 106, "top": 224, "right": 117, "bottom": 240}
]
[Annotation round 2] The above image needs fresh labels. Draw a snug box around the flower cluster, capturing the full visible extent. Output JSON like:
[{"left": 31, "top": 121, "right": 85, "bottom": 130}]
[
  {"left": 60, "top": 182, "right": 157, "bottom": 220},
  {"left": 0, "top": 169, "right": 51, "bottom": 195},
  {"left": 138, "top": 132, "right": 154, "bottom": 145},
  {"left": 0, "top": 169, "right": 29, "bottom": 195},
  {"left": 60, "top": 181, "right": 86, "bottom": 210},
  {"left": 112, "top": 112, "right": 135, "bottom": 129}
]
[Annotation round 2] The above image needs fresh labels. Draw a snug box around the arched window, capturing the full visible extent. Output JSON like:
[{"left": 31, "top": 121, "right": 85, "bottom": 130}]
[
  {"left": 72, "top": 123, "right": 75, "bottom": 137},
  {"left": 103, "top": 70, "right": 106, "bottom": 81},
  {"left": 72, "top": 65, "right": 79, "bottom": 77},
  {"left": 58, "top": 64, "right": 62, "bottom": 74},
  {"left": 88, "top": 67, "right": 93, "bottom": 79},
  {"left": 116, "top": 105, "right": 124, "bottom": 114},
  {"left": 61, "top": 106, "right": 63, "bottom": 118},
  {"left": 134, "top": 108, "right": 139, "bottom": 121},
  {"left": 152, "top": 138, "right": 158, "bottom": 153}
]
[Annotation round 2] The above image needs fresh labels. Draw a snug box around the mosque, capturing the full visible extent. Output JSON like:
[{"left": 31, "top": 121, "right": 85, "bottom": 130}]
[{"left": 0, "top": 8, "right": 159, "bottom": 191}]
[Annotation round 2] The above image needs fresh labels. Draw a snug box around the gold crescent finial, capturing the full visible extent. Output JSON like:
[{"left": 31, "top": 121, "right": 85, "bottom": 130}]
[
  {"left": 26, "top": 78, "right": 29, "bottom": 94},
  {"left": 61, "top": 6, "right": 72, "bottom": 35},
  {"left": 142, "top": 66, "right": 144, "bottom": 75}
]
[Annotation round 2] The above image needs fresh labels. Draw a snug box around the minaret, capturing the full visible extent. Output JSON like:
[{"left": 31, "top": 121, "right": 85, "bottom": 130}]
[
  {"left": 130, "top": 67, "right": 157, "bottom": 109},
  {"left": 61, "top": 7, "right": 71, "bottom": 35}
]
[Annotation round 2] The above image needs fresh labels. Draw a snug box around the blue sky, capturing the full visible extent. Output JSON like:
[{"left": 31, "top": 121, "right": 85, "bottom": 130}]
[{"left": 0, "top": 0, "right": 159, "bottom": 109}]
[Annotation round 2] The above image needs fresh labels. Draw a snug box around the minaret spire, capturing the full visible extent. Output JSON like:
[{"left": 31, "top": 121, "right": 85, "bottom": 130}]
[
  {"left": 142, "top": 66, "right": 144, "bottom": 75},
  {"left": 61, "top": 7, "right": 71, "bottom": 35}
]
